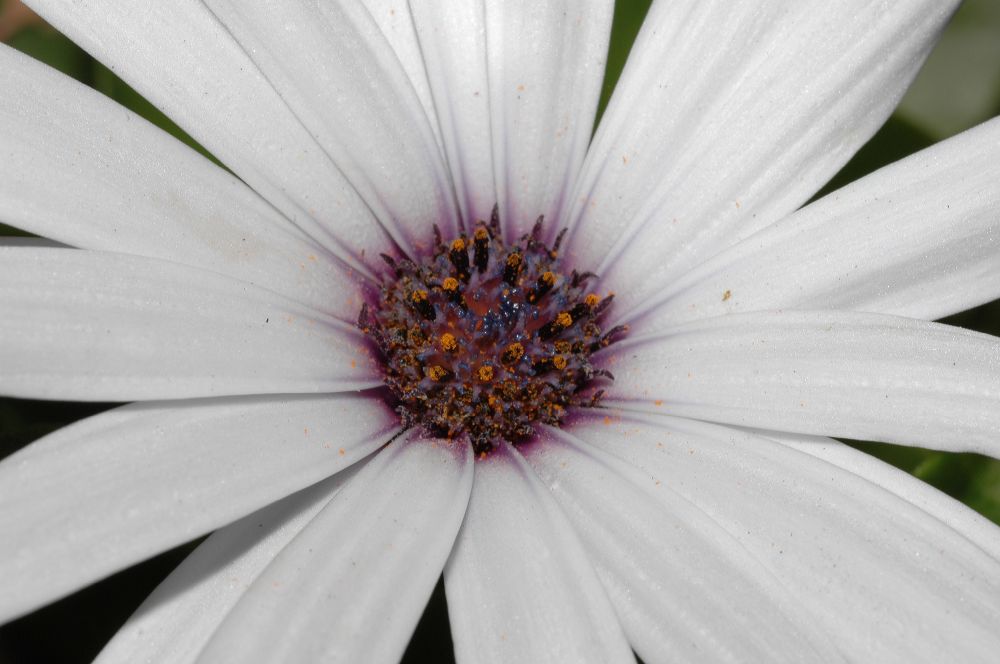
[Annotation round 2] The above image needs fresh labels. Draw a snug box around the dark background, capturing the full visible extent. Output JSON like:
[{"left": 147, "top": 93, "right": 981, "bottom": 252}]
[{"left": 2, "top": 0, "right": 999, "bottom": 661}]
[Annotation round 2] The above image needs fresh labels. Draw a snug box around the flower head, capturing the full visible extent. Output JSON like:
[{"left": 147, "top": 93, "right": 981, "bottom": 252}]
[{"left": 1, "top": 2, "right": 1000, "bottom": 663}]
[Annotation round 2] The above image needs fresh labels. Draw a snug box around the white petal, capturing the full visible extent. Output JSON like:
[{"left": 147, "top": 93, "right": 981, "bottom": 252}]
[
  {"left": 25, "top": 0, "right": 393, "bottom": 267},
  {"left": 525, "top": 427, "right": 842, "bottom": 663},
  {"left": 629, "top": 116, "right": 1000, "bottom": 328},
  {"left": 565, "top": 1, "right": 959, "bottom": 315},
  {"left": 409, "top": 1, "right": 495, "bottom": 227},
  {"left": 0, "top": 393, "right": 395, "bottom": 624},
  {"left": 607, "top": 310, "right": 1000, "bottom": 455},
  {"left": 752, "top": 429, "right": 1000, "bottom": 563},
  {"left": 444, "top": 442, "right": 633, "bottom": 664},
  {"left": 411, "top": 0, "right": 614, "bottom": 237},
  {"left": 574, "top": 412, "right": 1000, "bottom": 662},
  {"left": 202, "top": 0, "right": 460, "bottom": 242},
  {"left": 196, "top": 434, "right": 472, "bottom": 664},
  {"left": 0, "top": 248, "right": 378, "bottom": 401},
  {"left": 95, "top": 469, "right": 362, "bottom": 664},
  {"left": 358, "top": 0, "right": 442, "bottom": 150},
  {"left": 482, "top": 0, "right": 614, "bottom": 238},
  {"left": 0, "top": 44, "right": 362, "bottom": 316}
]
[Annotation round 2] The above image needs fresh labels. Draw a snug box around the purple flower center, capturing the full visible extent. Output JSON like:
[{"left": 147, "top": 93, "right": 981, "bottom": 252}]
[{"left": 360, "top": 208, "right": 627, "bottom": 455}]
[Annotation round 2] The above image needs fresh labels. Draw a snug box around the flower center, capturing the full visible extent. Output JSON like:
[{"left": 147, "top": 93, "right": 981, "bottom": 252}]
[{"left": 359, "top": 207, "right": 626, "bottom": 455}]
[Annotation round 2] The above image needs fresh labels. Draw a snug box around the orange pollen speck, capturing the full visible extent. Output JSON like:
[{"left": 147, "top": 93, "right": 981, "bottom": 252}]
[
  {"left": 411, "top": 290, "right": 428, "bottom": 303},
  {"left": 502, "top": 342, "right": 525, "bottom": 364},
  {"left": 585, "top": 293, "right": 600, "bottom": 308},
  {"left": 553, "top": 355, "right": 568, "bottom": 370},
  {"left": 556, "top": 311, "right": 573, "bottom": 327},
  {"left": 440, "top": 333, "right": 458, "bottom": 352},
  {"left": 451, "top": 238, "right": 466, "bottom": 251},
  {"left": 541, "top": 271, "right": 555, "bottom": 285},
  {"left": 507, "top": 253, "right": 522, "bottom": 267},
  {"left": 478, "top": 365, "right": 495, "bottom": 382},
  {"left": 428, "top": 365, "right": 447, "bottom": 381},
  {"left": 475, "top": 228, "right": 489, "bottom": 240},
  {"left": 442, "top": 277, "right": 459, "bottom": 291}
]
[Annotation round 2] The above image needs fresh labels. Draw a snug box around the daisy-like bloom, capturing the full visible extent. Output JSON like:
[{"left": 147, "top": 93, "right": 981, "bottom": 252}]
[{"left": 2, "top": 1, "right": 1000, "bottom": 662}]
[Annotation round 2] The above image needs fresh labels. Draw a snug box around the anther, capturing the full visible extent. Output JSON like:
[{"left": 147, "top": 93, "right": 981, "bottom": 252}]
[
  {"left": 427, "top": 365, "right": 449, "bottom": 381},
  {"left": 440, "top": 333, "right": 458, "bottom": 352},
  {"left": 501, "top": 342, "right": 525, "bottom": 364},
  {"left": 410, "top": 289, "right": 436, "bottom": 321},
  {"left": 478, "top": 365, "right": 495, "bottom": 382},
  {"left": 450, "top": 238, "right": 470, "bottom": 281},
  {"left": 528, "top": 271, "right": 556, "bottom": 303},
  {"left": 504, "top": 251, "right": 523, "bottom": 285},
  {"left": 552, "top": 355, "right": 568, "bottom": 370},
  {"left": 539, "top": 311, "right": 572, "bottom": 340},
  {"left": 473, "top": 227, "right": 490, "bottom": 273}
]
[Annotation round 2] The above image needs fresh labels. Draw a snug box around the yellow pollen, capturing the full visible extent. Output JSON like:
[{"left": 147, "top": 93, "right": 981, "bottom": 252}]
[
  {"left": 502, "top": 342, "right": 525, "bottom": 363},
  {"left": 440, "top": 333, "right": 458, "bottom": 352},
  {"left": 556, "top": 311, "right": 573, "bottom": 327},
  {"left": 411, "top": 290, "right": 428, "bottom": 303},
  {"left": 541, "top": 271, "right": 555, "bottom": 285},
  {"left": 554, "top": 340, "right": 571, "bottom": 354},
  {"left": 474, "top": 227, "right": 489, "bottom": 240},
  {"left": 428, "top": 365, "right": 448, "bottom": 381},
  {"left": 585, "top": 293, "right": 600, "bottom": 308},
  {"left": 478, "top": 365, "right": 495, "bottom": 382},
  {"left": 442, "top": 277, "right": 459, "bottom": 292},
  {"left": 451, "top": 238, "right": 466, "bottom": 251},
  {"left": 553, "top": 355, "right": 568, "bottom": 370},
  {"left": 507, "top": 253, "right": 522, "bottom": 267}
]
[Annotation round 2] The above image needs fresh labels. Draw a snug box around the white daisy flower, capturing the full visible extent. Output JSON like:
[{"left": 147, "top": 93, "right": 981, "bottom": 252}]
[{"left": 2, "top": 2, "right": 999, "bottom": 663}]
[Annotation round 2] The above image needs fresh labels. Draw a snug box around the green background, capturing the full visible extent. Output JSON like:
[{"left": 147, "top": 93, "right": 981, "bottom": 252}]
[{"left": 1, "top": 1, "right": 999, "bottom": 661}]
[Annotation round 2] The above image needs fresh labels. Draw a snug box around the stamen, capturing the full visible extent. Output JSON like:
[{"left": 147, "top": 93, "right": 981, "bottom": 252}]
[
  {"left": 410, "top": 289, "right": 435, "bottom": 321},
  {"left": 440, "top": 333, "right": 458, "bottom": 352},
  {"left": 473, "top": 227, "right": 490, "bottom": 273},
  {"left": 450, "top": 238, "right": 470, "bottom": 281},
  {"left": 504, "top": 251, "right": 522, "bottom": 285}
]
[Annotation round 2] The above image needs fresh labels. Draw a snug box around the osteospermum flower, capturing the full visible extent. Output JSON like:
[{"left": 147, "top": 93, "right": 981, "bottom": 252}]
[{"left": 2, "top": 1, "right": 1000, "bottom": 661}]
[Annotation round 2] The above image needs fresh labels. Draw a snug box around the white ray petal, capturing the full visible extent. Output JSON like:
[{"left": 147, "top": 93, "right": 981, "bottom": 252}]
[
  {"left": 196, "top": 435, "right": 472, "bottom": 664},
  {"left": 359, "top": 0, "right": 442, "bottom": 149},
  {"left": 630, "top": 116, "right": 1000, "bottom": 328},
  {"left": 410, "top": 1, "right": 495, "bottom": 227},
  {"left": 574, "top": 412, "right": 1000, "bottom": 662},
  {"left": 566, "top": 0, "right": 959, "bottom": 315},
  {"left": 95, "top": 467, "right": 364, "bottom": 664},
  {"left": 445, "top": 442, "right": 633, "bottom": 664},
  {"left": 203, "top": 0, "right": 460, "bottom": 242},
  {"left": 24, "top": 0, "right": 393, "bottom": 267},
  {"left": 751, "top": 429, "right": 1000, "bottom": 563},
  {"left": 606, "top": 310, "right": 1000, "bottom": 456},
  {"left": 482, "top": 0, "right": 614, "bottom": 239},
  {"left": 525, "top": 427, "right": 843, "bottom": 664},
  {"left": 0, "top": 44, "right": 362, "bottom": 316},
  {"left": 0, "top": 393, "right": 396, "bottom": 624},
  {"left": 0, "top": 249, "right": 378, "bottom": 401}
]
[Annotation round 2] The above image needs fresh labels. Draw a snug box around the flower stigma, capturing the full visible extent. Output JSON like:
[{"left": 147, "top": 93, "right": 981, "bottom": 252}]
[{"left": 359, "top": 206, "right": 628, "bottom": 456}]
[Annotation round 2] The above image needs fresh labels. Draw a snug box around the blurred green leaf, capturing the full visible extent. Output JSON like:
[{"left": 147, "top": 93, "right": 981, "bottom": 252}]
[
  {"left": 596, "top": 0, "right": 653, "bottom": 126},
  {"left": 848, "top": 441, "right": 1000, "bottom": 526},
  {"left": 896, "top": 0, "right": 1000, "bottom": 139},
  {"left": 813, "top": 114, "right": 934, "bottom": 199},
  {"left": 6, "top": 24, "right": 89, "bottom": 80}
]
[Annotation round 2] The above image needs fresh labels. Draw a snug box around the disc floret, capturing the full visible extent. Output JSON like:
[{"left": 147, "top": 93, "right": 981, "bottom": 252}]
[{"left": 359, "top": 207, "right": 627, "bottom": 455}]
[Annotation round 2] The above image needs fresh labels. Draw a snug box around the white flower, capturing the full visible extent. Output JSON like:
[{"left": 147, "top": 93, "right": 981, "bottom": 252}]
[{"left": 2, "top": 2, "right": 999, "bottom": 663}]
